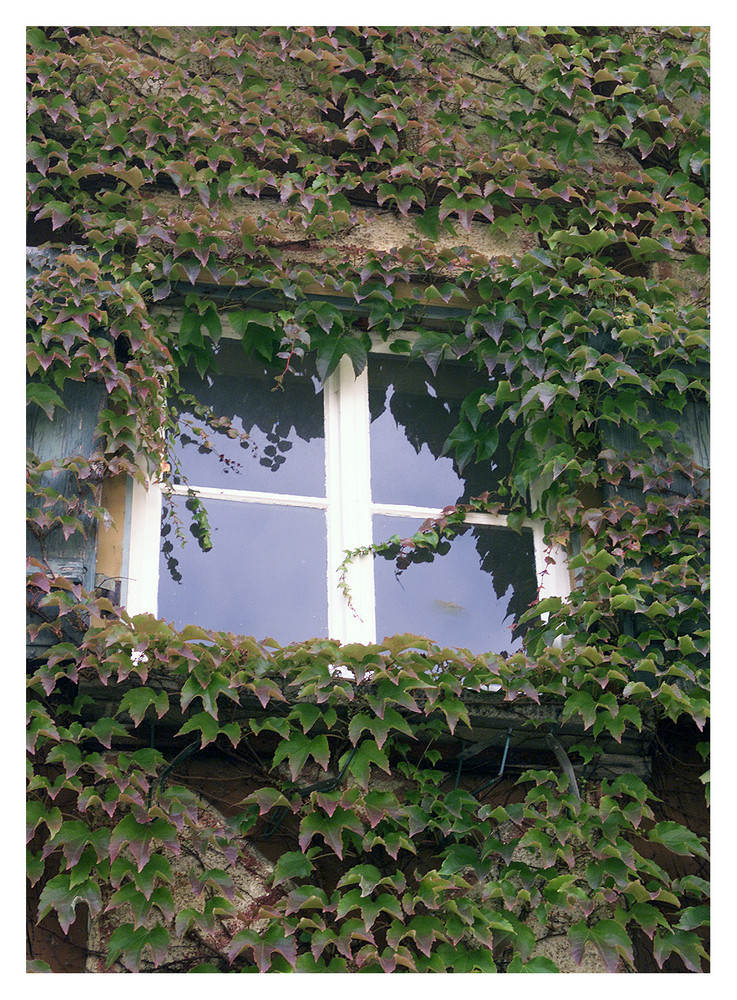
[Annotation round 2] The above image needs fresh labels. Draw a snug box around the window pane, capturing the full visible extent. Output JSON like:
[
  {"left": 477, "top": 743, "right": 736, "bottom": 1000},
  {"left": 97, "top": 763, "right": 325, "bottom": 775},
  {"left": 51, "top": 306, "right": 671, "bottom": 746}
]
[
  {"left": 372, "top": 515, "right": 537, "bottom": 655},
  {"left": 159, "top": 497, "right": 328, "bottom": 642},
  {"left": 171, "top": 339, "right": 326, "bottom": 496},
  {"left": 368, "top": 355, "right": 510, "bottom": 507}
]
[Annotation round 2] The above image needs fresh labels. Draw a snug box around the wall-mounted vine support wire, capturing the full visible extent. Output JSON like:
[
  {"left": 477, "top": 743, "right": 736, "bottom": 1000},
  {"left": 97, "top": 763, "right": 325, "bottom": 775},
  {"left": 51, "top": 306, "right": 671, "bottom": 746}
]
[
  {"left": 543, "top": 707, "right": 581, "bottom": 803},
  {"left": 472, "top": 727, "right": 514, "bottom": 797},
  {"left": 544, "top": 732, "right": 581, "bottom": 803},
  {"left": 448, "top": 727, "right": 515, "bottom": 795}
]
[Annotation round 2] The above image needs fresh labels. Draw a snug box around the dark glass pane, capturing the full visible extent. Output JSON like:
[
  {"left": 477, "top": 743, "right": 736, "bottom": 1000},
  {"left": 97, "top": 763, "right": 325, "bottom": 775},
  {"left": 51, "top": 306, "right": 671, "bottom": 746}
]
[
  {"left": 368, "top": 354, "right": 510, "bottom": 507},
  {"left": 373, "top": 515, "right": 537, "bottom": 655},
  {"left": 159, "top": 497, "right": 328, "bottom": 642},
  {"left": 171, "top": 339, "right": 325, "bottom": 496}
]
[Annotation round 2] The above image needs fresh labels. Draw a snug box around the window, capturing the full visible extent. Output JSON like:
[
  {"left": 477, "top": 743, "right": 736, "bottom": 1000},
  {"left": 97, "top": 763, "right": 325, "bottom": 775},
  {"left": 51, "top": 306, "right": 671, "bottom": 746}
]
[{"left": 127, "top": 325, "right": 569, "bottom": 653}]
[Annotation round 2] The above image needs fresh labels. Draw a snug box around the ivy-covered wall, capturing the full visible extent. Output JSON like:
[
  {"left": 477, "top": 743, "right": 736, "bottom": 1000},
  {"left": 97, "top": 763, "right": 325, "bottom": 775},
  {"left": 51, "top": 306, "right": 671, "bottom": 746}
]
[{"left": 26, "top": 26, "right": 709, "bottom": 973}]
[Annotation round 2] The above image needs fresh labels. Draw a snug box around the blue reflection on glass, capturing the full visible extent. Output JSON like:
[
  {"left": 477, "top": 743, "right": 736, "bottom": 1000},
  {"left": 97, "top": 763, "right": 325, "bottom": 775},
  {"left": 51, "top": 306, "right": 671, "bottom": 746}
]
[
  {"left": 373, "top": 515, "right": 537, "bottom": 655},
  {"left": 368, "top": 355, "right": 507, "bottom": 507},
  {"left": 159, "top": 497, "right": 328, "bottom": 642},
  {"left": 171, "top": 339, "right": 326, "bottom": 496}
]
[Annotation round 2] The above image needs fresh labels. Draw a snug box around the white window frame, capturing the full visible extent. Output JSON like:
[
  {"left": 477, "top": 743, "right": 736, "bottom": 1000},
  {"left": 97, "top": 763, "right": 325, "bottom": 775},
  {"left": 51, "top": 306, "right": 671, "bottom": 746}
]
[{"left": 123, "top": 323, "right": 570, "bottom": 644}]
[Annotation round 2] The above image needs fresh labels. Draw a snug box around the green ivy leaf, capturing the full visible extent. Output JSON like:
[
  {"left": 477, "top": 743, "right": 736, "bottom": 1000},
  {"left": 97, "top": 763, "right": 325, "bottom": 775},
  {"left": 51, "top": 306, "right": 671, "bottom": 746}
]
[
  {"left": 562, "top": 690, "right": 598, "bottom": 729},
  {"left": 27, "top": 383, "right": 67, "bottom": 419},
  {"left": 299, "top": 807, "right": 364, "bottom": 859},
  {"left": 227, "top": 925, "right": 297, "bottom": 971},
  {"left": 653, "top": 928, "right": 709, "bottom": 972},
  {"left": 507, "top": 954, "right": 560, "bottom": 972},
  {"left": 435, "top": 942, "right": 497, "bottom": 972},
  {"left": 37, "top": 873, "right": 102, "bottom": 933},
  {"left": 27, "top": 801, "right": 62, "bottom": 842},
  {"left": 175, "top": 711, "right": 221, "bottom": 747},
  {"left": 337, "top": 863, "right": 383, "bottom": 897},
  {"left": 439, "top": 843, "right": 480, "bottom": 876},
  {"left": 347, "top": 707, "right": 413, "bottom": 748},
  {"left": 26, "top": 959, "right": 53, "bottom": 973},
  {"left": 627, "top": 901, "right": 670, "bottom": 939},
  {"left": 570, "top": 918, "right": 633, "bottom": 973},
  {"left": 414, "top": 206, "right": 441, "bottom": 240},
  {"left": 239, "top": 787, "right": 292, "bottom": 816},
  {"left": 315, "top": 336, "right": 367, "bottom": 381},
  {"left": 133, "top": 855, "right": 174, "bottom": 900},
  {"left": 44, "top": 819, "right": 101, "bottom": 868},
  {"left": 273, "top": 731, "right": 330, "bottom": 781},
  {"left": 27, "top": 848, "right": 45, "bottom": 886},
  {"left": 339, "top": 740, "right": 391, "bottom": 790},
  {"left": 229, "top": 308, "right": 277, "bottom": 360},
  {"left": 117, "top": 687, "right": 169, "bottom": 727},
  {"left": 676, "top": 905, "right": 710, "bottom": 931},
  {"left": 272, "top": 850, "right": 316, "bottom": 886},
  {"left": 106, "top": 922, "right": 171, "bottom": 971},
  {"left": 289, "top": 702, "right": 325, "bottom": 734},
  {"left": 648, "top": 821, "right": 709, "bottom": 859},
  {"left": 109, "top": 814, "right": 178, "bottom": 871}
]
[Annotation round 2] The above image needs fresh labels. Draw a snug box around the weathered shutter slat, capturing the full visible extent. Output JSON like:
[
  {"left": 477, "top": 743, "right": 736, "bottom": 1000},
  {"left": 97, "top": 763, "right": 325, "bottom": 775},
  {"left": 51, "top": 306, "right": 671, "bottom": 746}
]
[
  {"left": 675, "top": 398, "right": 710, "bottom": 483},
  {"left": 602, "top": 398, "right": 709, "bottom": 502}
]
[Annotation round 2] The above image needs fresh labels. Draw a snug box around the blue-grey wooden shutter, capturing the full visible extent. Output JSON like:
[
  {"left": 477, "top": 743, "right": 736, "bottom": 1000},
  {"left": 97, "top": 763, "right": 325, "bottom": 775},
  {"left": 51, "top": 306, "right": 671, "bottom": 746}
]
[
  {"left": 27, "top": 245, "right": 109, "bottom": 590},
  {"left": 601, "top": 397, "right": 709, "bottom": 504},
  {"left": 27, "top": 378, "right": 107, "bottom": 590},
  {"left": 27, "top": 248, "right": 108, "bottom": 656}
]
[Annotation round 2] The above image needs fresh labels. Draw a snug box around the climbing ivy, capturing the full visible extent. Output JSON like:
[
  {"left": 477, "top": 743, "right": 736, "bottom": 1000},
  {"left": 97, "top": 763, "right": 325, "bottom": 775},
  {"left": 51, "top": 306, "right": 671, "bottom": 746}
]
[{"left": 26, "top": 26, "right": 709, "bottom": 973}]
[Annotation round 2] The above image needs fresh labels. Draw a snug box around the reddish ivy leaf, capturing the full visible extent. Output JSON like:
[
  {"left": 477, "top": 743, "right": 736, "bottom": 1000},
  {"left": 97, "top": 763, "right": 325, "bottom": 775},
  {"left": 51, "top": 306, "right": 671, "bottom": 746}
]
[
  {"left": 109, "top": 814, "right": 178, "bottom": 871},
  {"left": 362, "top": 790, "right": 402, "bottom": 828}
]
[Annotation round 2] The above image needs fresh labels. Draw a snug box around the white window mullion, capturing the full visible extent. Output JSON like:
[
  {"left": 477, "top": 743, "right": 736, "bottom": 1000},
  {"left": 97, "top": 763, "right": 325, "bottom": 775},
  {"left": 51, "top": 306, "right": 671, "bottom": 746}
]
[
  {"left": 532, "top": 526, "right": 571, "bottom": 602},
  {"left": 371, "top": 502, "right": 511, "bottom": 527},
  {"left": 325, "top": 356, "right": 375, "bottom": 643},
  {"left": 125, "top": 476, "right": 162, "bottom": 616},
  {"left": 166, "top": 483, "right": 328, "bottom": 510}
]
